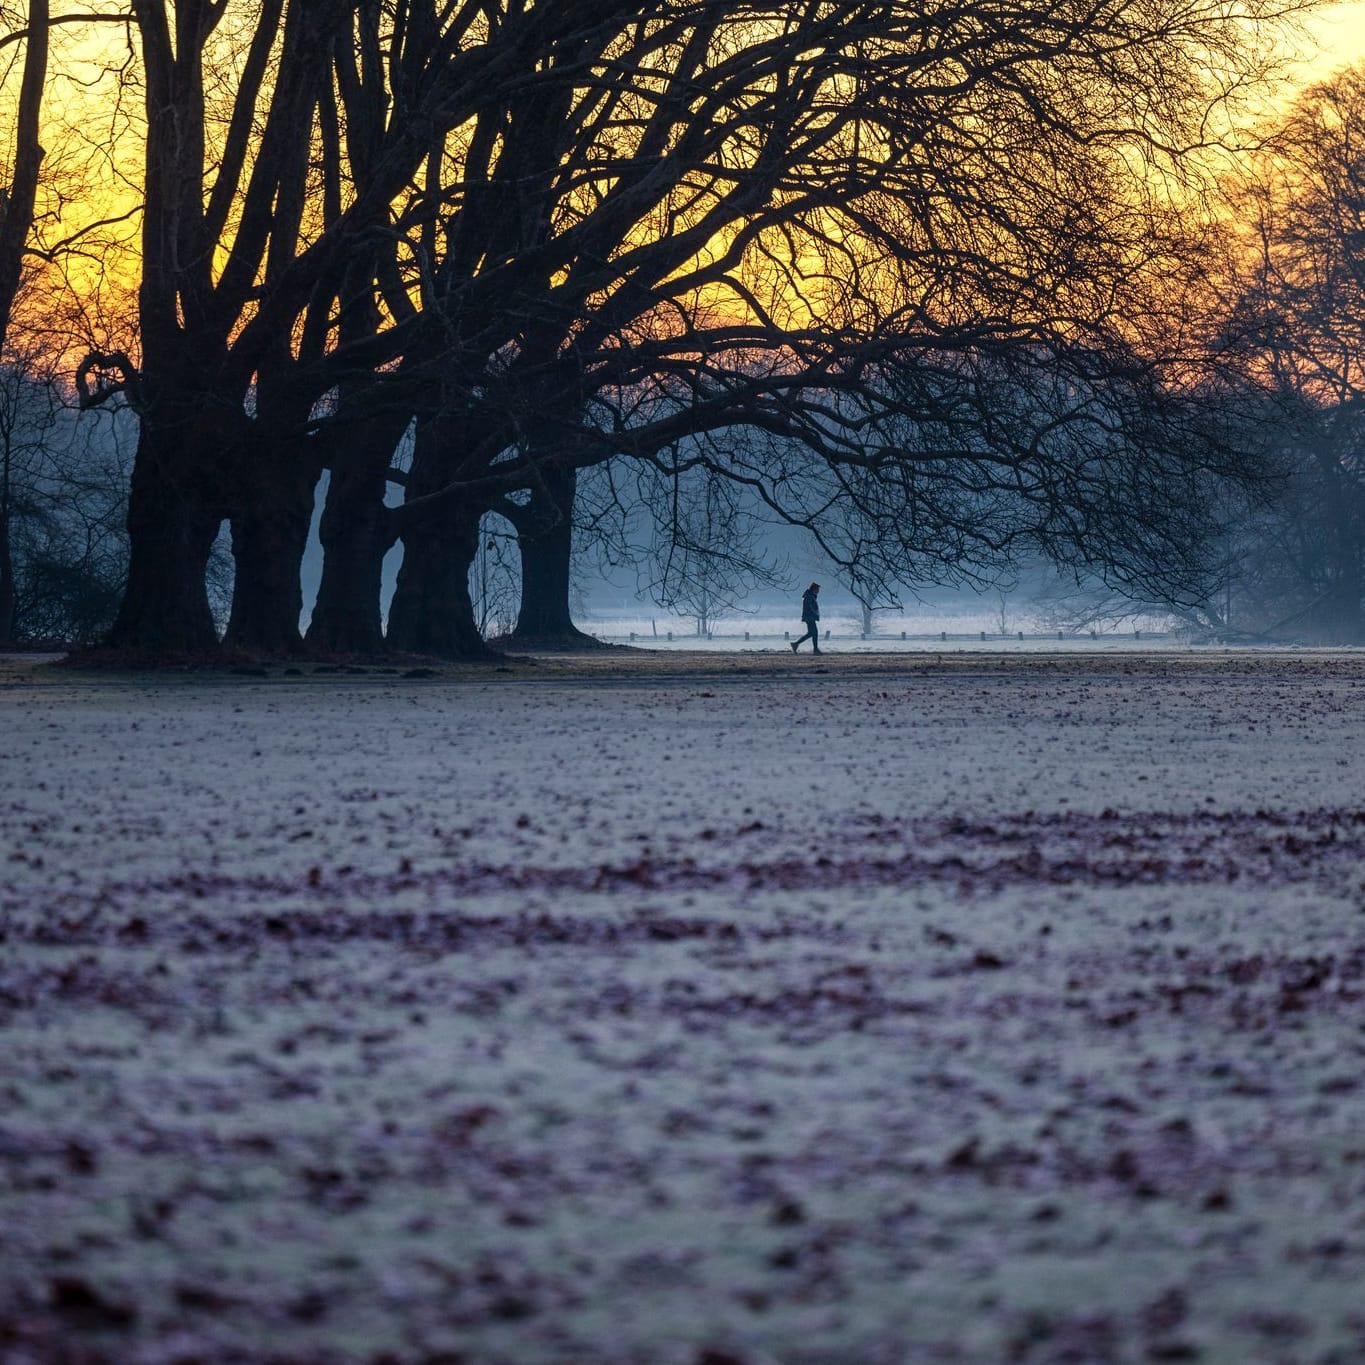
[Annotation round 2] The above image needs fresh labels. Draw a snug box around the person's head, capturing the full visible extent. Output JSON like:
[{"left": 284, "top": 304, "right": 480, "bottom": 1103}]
[{"left": 810, "top": 582, "right": 820, "bottom": 593}]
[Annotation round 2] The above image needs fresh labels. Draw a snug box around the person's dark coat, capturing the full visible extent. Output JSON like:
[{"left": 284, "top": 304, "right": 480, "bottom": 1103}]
[{"left": 801, "top": 587, "right": 820, "bottom": 623}]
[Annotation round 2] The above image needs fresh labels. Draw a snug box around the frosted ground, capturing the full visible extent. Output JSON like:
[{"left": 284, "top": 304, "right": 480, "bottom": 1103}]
[
  {"left": 575, "top": 600, "right": 1176, "bottom": 648},
  {"left": 2, "top": 648, "right": 1365, "bottom": 1365}
]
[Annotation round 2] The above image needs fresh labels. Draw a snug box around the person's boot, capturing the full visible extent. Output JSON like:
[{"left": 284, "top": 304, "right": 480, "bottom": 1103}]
[{"left": 790, "top": 640, "right": 799, "bottom": 652}]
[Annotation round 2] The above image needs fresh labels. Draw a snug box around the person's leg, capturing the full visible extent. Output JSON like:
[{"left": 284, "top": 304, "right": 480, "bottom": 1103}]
[
  {"left": 792, "top": 626, "right": 810, "bottom": 650},
  {"left": 811, "top": 622, "right": 821, "bottom": 654}
]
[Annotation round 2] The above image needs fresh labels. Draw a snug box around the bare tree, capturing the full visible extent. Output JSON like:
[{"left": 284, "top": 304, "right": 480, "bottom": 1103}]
[
  {"left": 1215, "top": 66, "right": 1365, "bottom": 641},
  {"left": 80, "top": 0, "right": 567, "bottom": 654},
  {"left": 0, "top": 349, "right": 137, "bottom": 645},
  {"left": 0, "top": 340, "right": 59, "bottom": 643},
  {"left": 640, "top": 456, "right": 784, "bottom": 638},
  {"left": 340, "top": 0, "right": 1299, "bottom": 657},
  {"left": 0, "top": 0, "right": 48, "bottom": 357},
  {"left": 2, "top": 2, "right": 136, "bottom": 639},
  {"left": 63, "top": 0, "right": 1305, "bottom": 658}
]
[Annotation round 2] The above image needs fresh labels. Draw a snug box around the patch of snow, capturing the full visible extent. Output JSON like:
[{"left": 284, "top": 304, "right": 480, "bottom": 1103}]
[{"left": 2, "top": 653, "right": 1365, "bottom": 1362}]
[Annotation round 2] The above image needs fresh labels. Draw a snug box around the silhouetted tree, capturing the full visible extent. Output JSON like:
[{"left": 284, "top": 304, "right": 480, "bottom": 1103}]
[
  {"left": 0, "top": 1, "right": 48, "bottom": 361},
  {"left": 498, "top": 464, "right": 596, "bottom": 645},
  {"left": 0, "top": 348, "right": 58, "bottom": 644},
  {"left": 1217, "top": 66, "right": 1365, "bottom": 640},
  {"left": 0, "top": 353, "right": 142, "bottom": 645},
  {"left": 76, "top": 0, "right": 1298, "bottom": 657},
  {"left": 645, "top": 460, "right": 783, "bottom": 638},
  {"left": 367, "top": 0, "right": 1289, "bottom": 657}
]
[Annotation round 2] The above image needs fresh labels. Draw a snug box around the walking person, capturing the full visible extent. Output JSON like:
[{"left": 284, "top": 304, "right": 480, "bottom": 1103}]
[{"left": 791, "top": 581, "right": 821, "bottom": 653}]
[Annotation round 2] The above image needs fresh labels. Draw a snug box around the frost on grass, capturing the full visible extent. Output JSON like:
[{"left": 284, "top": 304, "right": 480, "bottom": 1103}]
[{"left": 2, "top": 652, "right": 1365, "bottom": 1364}]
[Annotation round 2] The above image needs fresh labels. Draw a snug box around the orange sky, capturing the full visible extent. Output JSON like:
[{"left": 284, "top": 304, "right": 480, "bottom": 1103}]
[
  {"left": 6, "top": 3, "right": 1365, "bottom": 348},
  {"left": 1295, "top": 1, "right": 1365, "bottom": 81}
]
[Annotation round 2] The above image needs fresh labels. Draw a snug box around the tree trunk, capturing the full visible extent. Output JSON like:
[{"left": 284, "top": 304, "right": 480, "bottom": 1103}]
[
  {"left": 0, "top": 0, "right": 48, "bottom": 354},
  {"left": 304, "top": 403, "right": 413, "bottom": 655},
  {"left": 384, "top": 407, "right": 499, "bottom": 658},
  {"left": 224, "top": 457, "right": 320, "bottom": 655},
  {"left": 514, "top": 517, "right": 578, "bottom": 638},
  {"left": 387, "top": 507, "right": 495, "bottom": 658},
  {"left": 506, "top": 465, "right": 599, "bottom": 646},
  {"left": 106, "top": 428, "right": 222, "bottom": 654},
  {"left": 305, "top": 469, "right": 390, "bottom": 655}
]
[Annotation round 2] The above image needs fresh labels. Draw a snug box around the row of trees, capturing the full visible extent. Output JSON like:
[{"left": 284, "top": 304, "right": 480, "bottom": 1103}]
[
  {"left": 6, "top": 0, "right": 1365, "bottom": 654},
  {"left": 1220, "top": 66, "right": 1365, "bottom": 641},
  {"left": 1025, "top": 65, "right": 1365, "bottom": 644}
]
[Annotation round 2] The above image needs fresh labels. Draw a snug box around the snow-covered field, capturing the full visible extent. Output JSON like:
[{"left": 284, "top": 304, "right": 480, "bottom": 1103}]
[
  {"left": 3, "top": 649, "right": 1365, "bottom": 1364},
  {"left": 576, "top": 603, "right": 1178, "bottom": 646},
  {"left": 586, "top": 632, "right": 1179, "bottom": 652}
]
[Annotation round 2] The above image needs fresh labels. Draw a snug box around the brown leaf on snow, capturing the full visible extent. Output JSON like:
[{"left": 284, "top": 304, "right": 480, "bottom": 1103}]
[{"left": 48, "top": 1276, "right": 136, "bottom": 1328}]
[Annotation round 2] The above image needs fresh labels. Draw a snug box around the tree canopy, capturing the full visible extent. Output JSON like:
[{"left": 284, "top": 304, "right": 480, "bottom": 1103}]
[{"left": 0, "top": 0, "right": 1325, "bottom": 654}]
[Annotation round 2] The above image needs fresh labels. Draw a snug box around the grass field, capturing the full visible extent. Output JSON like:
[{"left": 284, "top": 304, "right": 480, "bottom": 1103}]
[{"left": 3, "top": 648, "right": 1364, "bottom": 1364}]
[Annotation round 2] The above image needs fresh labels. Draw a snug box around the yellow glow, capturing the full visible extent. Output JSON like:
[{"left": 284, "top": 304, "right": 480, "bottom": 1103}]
[
  {"left": 1294, "top": 1, "right": 1365, "bottom": 82},
  {"left": 9, "top": 5, "right": 1365, "bottom": 366}
]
